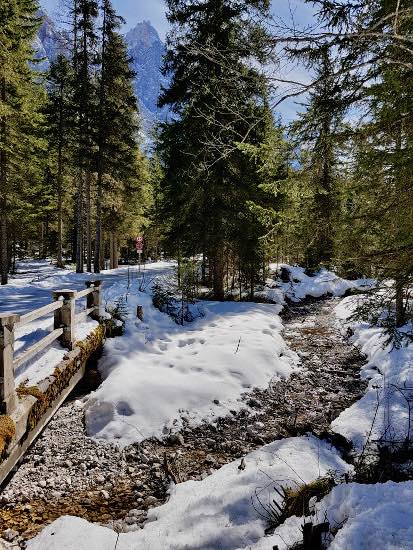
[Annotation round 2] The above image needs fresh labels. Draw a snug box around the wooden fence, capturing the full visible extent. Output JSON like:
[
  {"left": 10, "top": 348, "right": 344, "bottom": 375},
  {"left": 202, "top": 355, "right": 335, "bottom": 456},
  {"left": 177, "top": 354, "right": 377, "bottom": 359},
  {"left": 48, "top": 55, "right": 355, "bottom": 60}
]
[{"left": 0, "top": 280, "right": 102, "bottom": 415}]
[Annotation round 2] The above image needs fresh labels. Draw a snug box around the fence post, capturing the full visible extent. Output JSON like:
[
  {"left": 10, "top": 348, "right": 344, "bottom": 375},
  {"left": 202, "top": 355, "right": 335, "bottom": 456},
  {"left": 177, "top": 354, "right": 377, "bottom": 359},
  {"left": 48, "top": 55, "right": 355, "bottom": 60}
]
[
  {"left": 0, "top": 313, "right": 20, "bottom": 415},
  {"left": 52, "top": 290, "right": 77, "bottom": 350},
  {"left": 86, "top": 280, "right": 102, "bottom": 320}
]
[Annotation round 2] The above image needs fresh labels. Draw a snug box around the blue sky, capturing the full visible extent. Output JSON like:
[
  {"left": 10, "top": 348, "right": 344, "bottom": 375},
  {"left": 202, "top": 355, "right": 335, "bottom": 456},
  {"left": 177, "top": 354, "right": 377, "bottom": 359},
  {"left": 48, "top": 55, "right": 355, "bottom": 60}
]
[
  {"left": 42, "top": 0, "right": 314, "bottom": 40},
  {"left": 41, "top": 0, "right": 314, "bottom": 121}
]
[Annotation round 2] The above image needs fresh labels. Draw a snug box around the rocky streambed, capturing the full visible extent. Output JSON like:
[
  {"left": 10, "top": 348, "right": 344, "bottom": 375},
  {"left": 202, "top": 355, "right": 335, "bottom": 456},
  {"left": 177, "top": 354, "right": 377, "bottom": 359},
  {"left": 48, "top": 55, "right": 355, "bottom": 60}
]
[{"left": 0, "top": 297, "right": 367, "bottom": 547}]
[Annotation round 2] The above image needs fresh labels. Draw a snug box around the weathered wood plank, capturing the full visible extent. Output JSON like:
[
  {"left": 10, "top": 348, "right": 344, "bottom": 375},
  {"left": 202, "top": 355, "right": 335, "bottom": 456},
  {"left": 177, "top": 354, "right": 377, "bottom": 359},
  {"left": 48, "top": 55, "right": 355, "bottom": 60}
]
[
  {"left": 16, "top": 301, "right": 62, "bottom": 329},
  {"left": 13, "top": 328, "right": 64, "bottom": 370},
  {"left": 75, "top": 307, "right": 95, "bottom": 324},
  {"left": 76, "top": 287, "right": 94, "bottom": 299}
]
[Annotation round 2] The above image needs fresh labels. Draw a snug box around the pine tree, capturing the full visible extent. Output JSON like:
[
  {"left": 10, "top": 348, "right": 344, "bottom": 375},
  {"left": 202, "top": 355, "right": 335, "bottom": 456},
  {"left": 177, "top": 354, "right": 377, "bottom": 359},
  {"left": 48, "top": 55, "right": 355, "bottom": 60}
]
[
  {"left": 72, "top": 0, "right": 98, "bottom": 273},
  {"left": 93, "top": 0, "right": 139, "bottom": 272},
  {"left": 0, "top": 0, "right": 45, "bottom": 284},
  {"left": 45, "top": 54, "right": 74, "bottom": 267},
  {"left": 158, "top": 0, "right": 272, "bottom": 300},
  {"left": 291, "top": 47, "right": 344, "bottom": 269}
]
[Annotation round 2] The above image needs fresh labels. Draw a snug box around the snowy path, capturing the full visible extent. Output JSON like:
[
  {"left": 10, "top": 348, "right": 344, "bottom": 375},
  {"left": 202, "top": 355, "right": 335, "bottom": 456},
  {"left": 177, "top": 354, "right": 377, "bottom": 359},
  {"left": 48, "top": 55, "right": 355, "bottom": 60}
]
[
  {"left": 0, "top": 297, "right": 367, "bottom": 545},
  {"left": 0, "top": 260, "right": 172, "bottom": 386}
]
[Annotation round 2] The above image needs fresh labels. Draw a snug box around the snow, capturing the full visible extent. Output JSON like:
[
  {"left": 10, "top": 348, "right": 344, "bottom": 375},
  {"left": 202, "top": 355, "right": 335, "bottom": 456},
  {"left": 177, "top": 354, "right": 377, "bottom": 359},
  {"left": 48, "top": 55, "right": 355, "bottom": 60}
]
[
  {"left": 84, "top": 293, "right": 298, "bottom": 444},
  {"left": 266, "top": 264, "right": 373, "bottom": 303},
  {"left": 315, "top": 481, "right": 413, "bottom": 549},
  {"left": 332, "top": 296, "right": 413, "bottom": 450},
  {"left": 26, "top": 516, "right": 118, "bottom": 550},
  {"left": 0, "top": 259, "right": 161, "bottom": 387},
  {"left": 255, "top": 480, "right": 413, "bottom": 550},
  {"left": 13, "top": 317, "right": 98, "bottom": 387},
  {"left": 8, "top": 260, "right": 411, "bottom": 550},
  {"left": 27, "top": 435, "right": 352, "bottom": 550}
]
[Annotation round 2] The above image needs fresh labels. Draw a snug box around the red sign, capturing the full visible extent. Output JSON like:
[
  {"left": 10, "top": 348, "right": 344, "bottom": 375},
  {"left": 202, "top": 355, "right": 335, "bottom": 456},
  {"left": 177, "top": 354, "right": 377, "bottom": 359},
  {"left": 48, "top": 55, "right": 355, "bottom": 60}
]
[{"left": 136, "top": 236, "right": 144, "bottom": 254}]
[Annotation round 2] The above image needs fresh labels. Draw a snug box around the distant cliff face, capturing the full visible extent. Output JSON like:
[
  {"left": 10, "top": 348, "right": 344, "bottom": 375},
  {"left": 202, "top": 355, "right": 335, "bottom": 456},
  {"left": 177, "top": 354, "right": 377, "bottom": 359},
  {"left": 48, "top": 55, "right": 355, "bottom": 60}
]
[
  {"left": 35, "top": 13, "right": 168, "bottom": 129},
  {"left": 124, "top": 20, "right": 170, "bottom": 126},
  {"left": 33, "top": 10, "right": 68, "bottom": 70}
]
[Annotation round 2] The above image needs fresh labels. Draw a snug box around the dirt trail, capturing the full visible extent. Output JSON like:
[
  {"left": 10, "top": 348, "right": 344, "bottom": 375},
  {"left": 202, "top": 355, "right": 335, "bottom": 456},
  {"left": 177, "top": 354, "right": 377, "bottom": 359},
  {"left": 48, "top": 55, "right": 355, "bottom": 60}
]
[{"left": 0, "top": 298, "right": 366, "bottom": 544}]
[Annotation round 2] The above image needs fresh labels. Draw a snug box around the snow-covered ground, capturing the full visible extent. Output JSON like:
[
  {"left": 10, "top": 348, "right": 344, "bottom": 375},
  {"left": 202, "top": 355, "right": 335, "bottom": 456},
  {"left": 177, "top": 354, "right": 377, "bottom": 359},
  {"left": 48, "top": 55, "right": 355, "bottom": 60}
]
[
  {"left": 266, "top": 264, "right": 374, "bottom": 303},
  {"left": 0, "top": 260, "right": 169, "bottom": 387},
  {"left": 4, "top": 260, "right": 412, "bottom": 549},
  {"left": 314, "top": 480, "right": 413, "bottom": 549},
  {"left": 332, "top": 296, "right": 413, "bottom": 450},
  {"left": 27, "top": 435, "right": 351, "bottom": 550},
  {"left": 84, "top": 292, "right": 298, "bottom": 444}
]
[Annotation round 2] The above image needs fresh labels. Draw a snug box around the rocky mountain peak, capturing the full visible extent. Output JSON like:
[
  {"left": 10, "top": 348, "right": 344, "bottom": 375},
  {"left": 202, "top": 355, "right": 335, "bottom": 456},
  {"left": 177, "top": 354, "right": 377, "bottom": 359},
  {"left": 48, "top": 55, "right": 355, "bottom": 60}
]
[
  {"left": 35, "top": 11, "right": 168, "bottom": 129},
  {"left": 125, "top": 20, "right": 160, "bottom": 50}
]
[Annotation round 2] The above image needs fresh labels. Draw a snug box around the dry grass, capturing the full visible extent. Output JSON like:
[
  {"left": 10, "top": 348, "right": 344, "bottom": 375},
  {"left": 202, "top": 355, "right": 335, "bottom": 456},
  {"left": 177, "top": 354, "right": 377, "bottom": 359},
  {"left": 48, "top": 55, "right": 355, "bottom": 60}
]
[{"left": 283, "top": 476, "right": 335, "bottom": 518}]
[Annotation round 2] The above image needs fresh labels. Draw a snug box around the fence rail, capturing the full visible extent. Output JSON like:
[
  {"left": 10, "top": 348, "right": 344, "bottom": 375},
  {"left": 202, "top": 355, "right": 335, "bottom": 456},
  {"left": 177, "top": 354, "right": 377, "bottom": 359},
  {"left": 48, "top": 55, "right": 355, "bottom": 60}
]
[{"left": 0, "top": 280, "right": 102, "bottom": 415}]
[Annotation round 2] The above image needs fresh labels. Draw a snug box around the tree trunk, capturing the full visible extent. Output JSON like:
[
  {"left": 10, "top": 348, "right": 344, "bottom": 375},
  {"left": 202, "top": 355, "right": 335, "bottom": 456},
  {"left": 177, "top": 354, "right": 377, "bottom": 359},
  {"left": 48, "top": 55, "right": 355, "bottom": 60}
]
[
  {"left": 94, "top": 2, "right": 107, "bottom": 274},
  {"left": 56, "top": 80, "right": 64, "bottom": 268},
  {"left": 94, "top": 170, "right": 102, "bottom": 273},
  {"left": 75, "top": 171, "right": 84, "bottom": 273},
  {"left": 395, "top": 278, "right": 405, "bottom": 328},
  {"left": 109, "top": 232, "right": 114, "bottom": 269},
  {"left": 40, "top": 222, "right": 45, "bottom": 259},
  {"left": 85, "top": 170, "right": 92, "bottom": 272},
  {"left": 212, "top": 244, "right": 225, "bottom": 300},
  {"left": 250, "top": 269, "right": 254, "bottom": 300},
  {"left": 113, "top": 233, "right": 118, "bottom": 268},
  {"left": 109, "top": 231, "right": 118, "bottom": 269},
  {"left": 100, "top": 231, "right": 105, "bottom": 270},
  {"left": 0, "top": 76, "right": 8, "bottom": 285}
]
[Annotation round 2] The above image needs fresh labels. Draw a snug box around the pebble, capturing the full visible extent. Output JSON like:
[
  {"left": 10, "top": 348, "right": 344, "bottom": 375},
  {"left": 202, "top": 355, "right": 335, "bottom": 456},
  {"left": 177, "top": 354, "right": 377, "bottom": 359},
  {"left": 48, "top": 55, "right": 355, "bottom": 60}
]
[
  {"left": 0, "top": 299, "right": 368, "bottom": 544},
  {"left": 169, "top": 433, "right": 185, "bottom": 446},
  {"left": 2, "top": 529, "right": 18, "bottom": 542},
  {"left": 144, "top": 496, "right": 158, "bottom": 507}
]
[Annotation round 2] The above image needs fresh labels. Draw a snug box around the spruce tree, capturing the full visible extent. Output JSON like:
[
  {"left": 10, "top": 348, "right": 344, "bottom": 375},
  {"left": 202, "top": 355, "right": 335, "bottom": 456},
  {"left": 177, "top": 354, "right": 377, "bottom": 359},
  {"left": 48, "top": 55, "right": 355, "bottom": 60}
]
[
  {"left": 45, "top": 54, "right": 74, "bottom": 267},
  {"left": 72, "top": 0, "right": 98, "bottom": 273},
  {"left": 291, "top": 47, "right": 343, "bottom": 269},
  {"left": 158, "top": 0, "right": 272, "bottom": 300},
  {"left": 93, "top": 0, "right": 139, "bottom": 272},
  {"left": 0, "top": 0, "right": 45, "bottom": 284}
]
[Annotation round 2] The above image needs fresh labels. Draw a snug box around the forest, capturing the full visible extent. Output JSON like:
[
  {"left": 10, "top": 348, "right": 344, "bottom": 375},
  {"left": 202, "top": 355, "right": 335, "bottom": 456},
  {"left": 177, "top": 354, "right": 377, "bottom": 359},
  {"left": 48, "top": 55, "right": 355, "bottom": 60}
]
[
  {"left": 1, "top": 1, "right": 413, "bottom": 548},
  {"left": 1, "top": 0, "right": 412, "bottom": 333}
]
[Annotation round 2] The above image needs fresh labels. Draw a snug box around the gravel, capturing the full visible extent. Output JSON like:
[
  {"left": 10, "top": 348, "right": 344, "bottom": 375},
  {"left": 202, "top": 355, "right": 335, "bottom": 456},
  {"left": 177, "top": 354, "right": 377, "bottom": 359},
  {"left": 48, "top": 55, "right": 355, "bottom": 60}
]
[{"left": 0, "top": 298, "right": 367, "bottom": 546}]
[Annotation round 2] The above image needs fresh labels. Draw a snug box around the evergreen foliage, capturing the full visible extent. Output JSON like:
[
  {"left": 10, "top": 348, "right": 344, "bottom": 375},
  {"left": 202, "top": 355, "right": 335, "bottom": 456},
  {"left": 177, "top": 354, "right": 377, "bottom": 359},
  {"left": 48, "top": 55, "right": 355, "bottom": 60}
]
[
  {"left": 0, "top": 0, "right": 45, "bottom": 284},
  {"left": 157, "top": 0, "right": 283, "bottom": 299}
]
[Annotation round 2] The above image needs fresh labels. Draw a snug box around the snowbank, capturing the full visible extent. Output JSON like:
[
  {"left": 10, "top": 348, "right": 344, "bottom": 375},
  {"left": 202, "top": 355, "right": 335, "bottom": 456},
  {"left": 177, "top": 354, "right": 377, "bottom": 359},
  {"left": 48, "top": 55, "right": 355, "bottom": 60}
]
[
  {"left": 332, "top": 296, "right": 413, "bottom": 450},
  {"left": 27, "top": 435, "right": 351, "bottom": 550},
  {"left": 317, "top": 481, "right": 413, "bottom": 549},
  {"left": 26, "top": 516, "right": 118, "bottom": 550},
  {"left": 273, "top": 265, "right": 373, "bottom": 302},
  {"left": 84, "top": 291, "right": 298, "bottom": 444},
  {"left": 255, "top": 480, "right": 413, "bottom": 550},
  {"left": 0, "top": 259, "right": 171, "bottom": 387}
]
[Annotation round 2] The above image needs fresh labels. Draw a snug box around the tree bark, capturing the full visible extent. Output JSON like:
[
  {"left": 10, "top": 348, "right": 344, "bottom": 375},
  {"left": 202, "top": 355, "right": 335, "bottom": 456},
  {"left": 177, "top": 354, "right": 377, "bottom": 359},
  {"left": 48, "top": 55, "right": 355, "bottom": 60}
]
[
  {"left": 75, "top": 171, "right": 84, "bottom": 273},
  {"left": 94, "top": 2, "right": 107, "bottom": 274},
  {"left": 395, "top": 277, "right": 405, "bottom": 328},
  {"left": 0, "top": 75, "right": 8, "bottom": 285},
  {"left": 212, "top": 244, "right": 225, "bottom": 300},
  {"left": 85, "top": 170, "right": 92, "bottom": 272},
  {"left": 100, "top": 231, "right": 105, "bottom": 270},
  {"left": 113, "top": 233, "right": 118, "bottom": 268},
  {"left": 56, "top": 80, "right": 64, "bottom": 268},
  {"left": 109, "top": 231, "right": 118, "bottom": 269}
]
